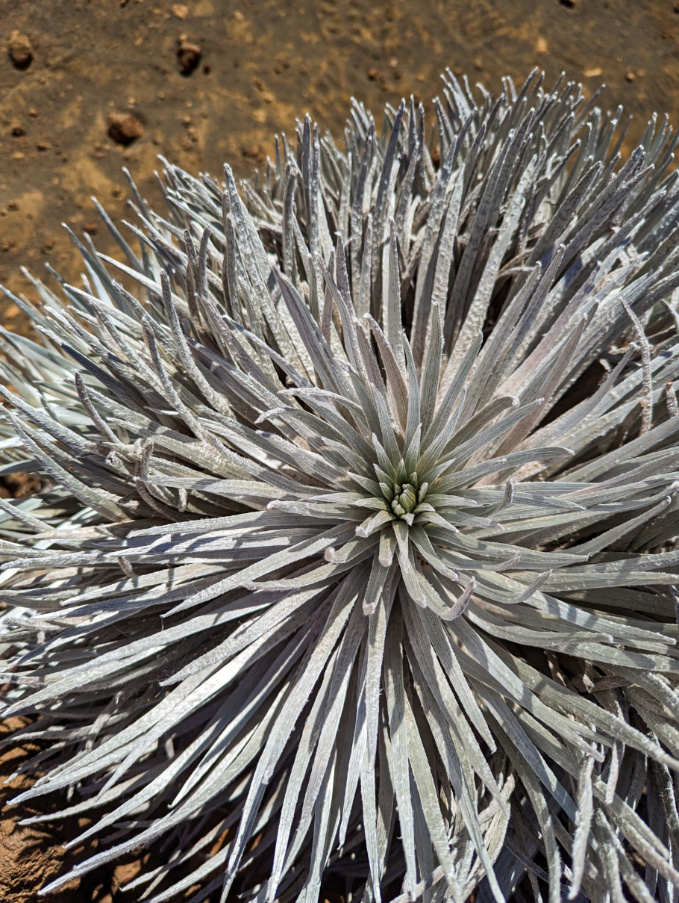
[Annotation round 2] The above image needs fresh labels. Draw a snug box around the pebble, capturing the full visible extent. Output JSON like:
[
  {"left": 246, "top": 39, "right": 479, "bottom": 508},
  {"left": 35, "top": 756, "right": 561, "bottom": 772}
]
[
  {"left": 107, "top": 112, "right": 144, "bottom": 146},
  {"left": 177, "top": 37, "right": 202, "bottom": 76},
  {"left": 8, "top": 30, "right": 33, "bottom": 70}
]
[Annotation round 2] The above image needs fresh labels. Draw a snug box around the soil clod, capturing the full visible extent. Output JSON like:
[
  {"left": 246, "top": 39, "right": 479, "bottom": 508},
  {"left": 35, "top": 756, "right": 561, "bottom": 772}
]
[
  {"left": 107, "top": 112, "right": 144, "bottom": 146},
  {"left": 8, "top": 30, "right": 33, "bottom": 70},
  {"left": 177, "top": 37, "right": 202, "bottom": 76}
]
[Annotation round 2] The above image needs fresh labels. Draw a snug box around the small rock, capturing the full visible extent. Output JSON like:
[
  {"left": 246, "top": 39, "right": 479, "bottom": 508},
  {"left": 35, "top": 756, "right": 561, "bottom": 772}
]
[
  {"left": 107, "top": 112, "right": 144, "bottom": 146},
  {"left": 625, "top": 69, "right": 636, "bottom": 82},
  {"left": 11, "top": 125, "right": 25, "bottom": 137},
  {"left": 8, "top": 30, "right": 33, "bottom": 70},
  {"left": 535, "top": 36, "right": 548, "bottom": 54},
  {"left": 177, "top": 37, "right": 202, "bottom": 76},
  {"left": 241, "top": 144, "right": 265, "bottom": 165},
  {"left": 367, "top": 67, "right": 379, "bottom": 80},
  {"left": 172, "top": 3, "right": 189, "bottom": 18},
  {"left": 583, "top": 66, "right": 603, "bottom": 78}
]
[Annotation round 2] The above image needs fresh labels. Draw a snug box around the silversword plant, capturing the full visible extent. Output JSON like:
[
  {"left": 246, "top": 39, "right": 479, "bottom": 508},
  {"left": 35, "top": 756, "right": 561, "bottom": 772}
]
[{"left": 1, "top": 70, "right": 679, "bottom": 903}]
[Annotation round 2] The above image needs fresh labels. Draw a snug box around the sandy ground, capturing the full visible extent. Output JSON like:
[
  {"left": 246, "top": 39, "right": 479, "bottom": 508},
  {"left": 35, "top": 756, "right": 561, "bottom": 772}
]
[
  {"left": 2, "top": 0, "right": 679, "bottom": 332},
  {"left": 2, "top": 0, "right": 679, "bottom": 899}
]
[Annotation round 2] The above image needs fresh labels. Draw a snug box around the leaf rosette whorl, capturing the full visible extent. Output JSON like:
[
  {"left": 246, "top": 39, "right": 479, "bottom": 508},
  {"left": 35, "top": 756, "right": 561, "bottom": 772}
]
[{"left": 2, "top": 70, "right": 679, "bottom": 903}]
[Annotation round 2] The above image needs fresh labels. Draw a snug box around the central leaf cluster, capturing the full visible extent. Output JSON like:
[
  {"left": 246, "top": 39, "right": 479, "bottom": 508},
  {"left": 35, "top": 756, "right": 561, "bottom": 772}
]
[{"left": 379, "top": 465, "right": 429, "bottom": 525}]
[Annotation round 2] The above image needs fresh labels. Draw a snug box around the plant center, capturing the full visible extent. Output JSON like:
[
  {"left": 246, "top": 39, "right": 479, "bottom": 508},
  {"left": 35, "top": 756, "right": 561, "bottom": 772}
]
[
  {"left": 391, "top": 482, "right": 418, "bottom": 517},
  {"left": 379, "top": 470, "right": 429, "bottom": 524}
]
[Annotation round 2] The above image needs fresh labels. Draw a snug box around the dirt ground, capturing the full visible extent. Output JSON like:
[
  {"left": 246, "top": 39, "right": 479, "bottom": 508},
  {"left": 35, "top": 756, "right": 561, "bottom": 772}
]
[
  {"left": 2, "top": 0, "right": 679, "bottom": 332},
  {"left": 2, "top": 0, "right": 679, "bottom": 899}
]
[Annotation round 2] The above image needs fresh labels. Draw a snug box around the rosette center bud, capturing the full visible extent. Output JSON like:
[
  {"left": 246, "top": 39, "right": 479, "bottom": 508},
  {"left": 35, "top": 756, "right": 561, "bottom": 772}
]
[
  {"left": 391, "top": 482, "right": 417, "bottom": 517},
  {"left": 380, "top": 471, "right": 429, "bottom": 525}
]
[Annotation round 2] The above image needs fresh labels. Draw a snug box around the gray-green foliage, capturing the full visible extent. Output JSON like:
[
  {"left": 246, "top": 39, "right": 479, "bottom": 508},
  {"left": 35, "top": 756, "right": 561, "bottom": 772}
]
[{"left": 2, "top": 69, "right": 679, "bottom": 902}]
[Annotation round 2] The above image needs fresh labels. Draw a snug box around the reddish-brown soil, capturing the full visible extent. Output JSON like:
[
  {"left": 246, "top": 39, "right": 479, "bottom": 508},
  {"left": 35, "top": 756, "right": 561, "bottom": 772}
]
[
  {"left": 3, "top": 0, "right": 679, "bottom": 334},
  {"left": 0, "top": 717, "right": 143, "bottom": 902},
  {"left": 2, "top": 0, "right": 679, "bottom": 899}
]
